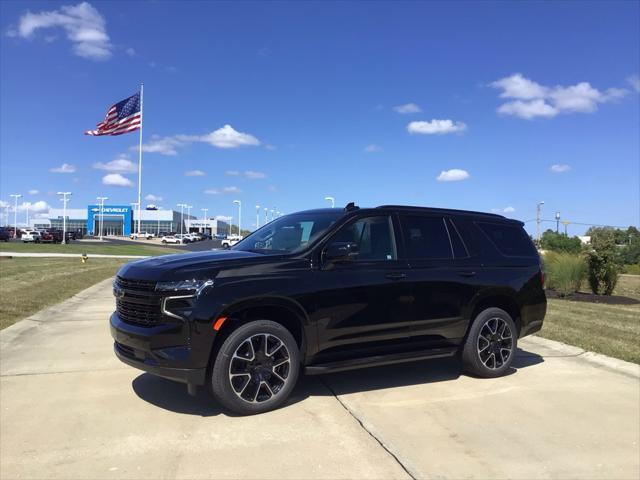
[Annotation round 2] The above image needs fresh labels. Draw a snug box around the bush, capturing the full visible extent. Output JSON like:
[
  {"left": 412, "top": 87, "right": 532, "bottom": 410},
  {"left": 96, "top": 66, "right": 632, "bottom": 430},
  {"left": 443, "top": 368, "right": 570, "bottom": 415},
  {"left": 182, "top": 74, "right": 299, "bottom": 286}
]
[
  {"left": 586, "top": 233, "right": 620, "bottom": 295},
  {"left": 544, "top": 252, "right": 587, "bottom": 296},
  {"left": 623, "top": 264, "right": 640, "bottom": 275},
  {"left": 539, "top": 230, "right": 583, "bottom": 254}
]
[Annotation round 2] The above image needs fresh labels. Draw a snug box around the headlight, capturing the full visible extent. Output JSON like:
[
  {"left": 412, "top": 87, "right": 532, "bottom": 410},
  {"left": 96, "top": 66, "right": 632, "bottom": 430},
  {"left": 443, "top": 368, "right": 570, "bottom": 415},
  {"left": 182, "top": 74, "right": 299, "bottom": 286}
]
[{"left": 155, "top": 279, "right": 213, "bottom": 295}]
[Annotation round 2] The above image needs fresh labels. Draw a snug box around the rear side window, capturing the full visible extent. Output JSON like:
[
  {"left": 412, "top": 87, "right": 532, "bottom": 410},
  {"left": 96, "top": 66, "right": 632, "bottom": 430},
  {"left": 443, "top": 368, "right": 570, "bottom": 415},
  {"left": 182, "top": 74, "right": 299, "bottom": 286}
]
[
  {"left": 447, "top": 218, "right": 469, "bottom": 258},
  {"left": 476, "top": 222, "right": 536, "bottom": 257},
  {"left": 400, "top": 215, "right": 452, "bottom": 259}
]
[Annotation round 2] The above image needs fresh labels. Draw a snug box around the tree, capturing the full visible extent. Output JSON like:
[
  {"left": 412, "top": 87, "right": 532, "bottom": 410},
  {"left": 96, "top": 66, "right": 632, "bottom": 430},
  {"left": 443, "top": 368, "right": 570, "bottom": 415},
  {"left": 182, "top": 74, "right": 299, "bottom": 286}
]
[{"left": 539, "top": 230, "right": 582, "bottom": 254}]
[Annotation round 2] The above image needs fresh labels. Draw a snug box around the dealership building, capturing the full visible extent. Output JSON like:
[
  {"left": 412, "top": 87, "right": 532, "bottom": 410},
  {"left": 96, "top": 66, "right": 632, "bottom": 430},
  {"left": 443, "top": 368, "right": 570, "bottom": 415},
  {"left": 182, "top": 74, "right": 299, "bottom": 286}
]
[{"left": 31, "top": 205, "right": 230, "bottom": 237}]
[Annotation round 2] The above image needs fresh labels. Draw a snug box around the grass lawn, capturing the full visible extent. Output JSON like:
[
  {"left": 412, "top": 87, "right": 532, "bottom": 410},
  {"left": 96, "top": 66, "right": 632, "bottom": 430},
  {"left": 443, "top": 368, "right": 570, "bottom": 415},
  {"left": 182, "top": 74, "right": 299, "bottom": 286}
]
[
  {"left": 0, "top": 257, "right": 128, "bottom": 330},
  {"left": 0, "top": 241, "right": 182, "bottom": 256},
  {"left": 537, "top": 275, "right": 640, "bottom": 364}
]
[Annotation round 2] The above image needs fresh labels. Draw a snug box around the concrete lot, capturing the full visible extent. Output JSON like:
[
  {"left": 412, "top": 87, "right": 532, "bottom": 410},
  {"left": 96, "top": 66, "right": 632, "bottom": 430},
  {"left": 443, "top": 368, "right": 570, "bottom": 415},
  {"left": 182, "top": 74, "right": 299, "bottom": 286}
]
[{"left": 1, "top": 280, "right": 639, "bottom": 480}]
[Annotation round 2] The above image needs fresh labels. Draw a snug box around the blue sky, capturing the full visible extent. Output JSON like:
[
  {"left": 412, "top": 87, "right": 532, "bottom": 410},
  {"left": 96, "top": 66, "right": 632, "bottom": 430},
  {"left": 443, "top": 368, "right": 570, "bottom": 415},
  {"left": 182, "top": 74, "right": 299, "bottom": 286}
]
[{"left": 1, "top": 0, "right": 638, "bottom": 234}]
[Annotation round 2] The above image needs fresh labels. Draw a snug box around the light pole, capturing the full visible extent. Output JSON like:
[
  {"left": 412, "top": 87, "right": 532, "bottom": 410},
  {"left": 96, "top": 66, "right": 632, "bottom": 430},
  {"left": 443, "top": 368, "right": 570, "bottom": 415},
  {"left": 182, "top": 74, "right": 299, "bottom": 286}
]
[
  {"left": 201, "top": 208, "right": 208, "bottom": 220},
  {"left": 24, "top": 202, "right": 31, "bottom": 228},
  {"left": 536, "top": 201, "right": 545, "bottom": 243},
  {"left": 555, "top": 212, "right": 561, "bottom": 234},
  {"left": 562, "top": 220, "right": 570, "bottom": 236},
  {"left": 130, "top": 202, "right": 140, "bottom": 237},
  {"left": 271, "top": 208, "right": 275, "bottom": 222},
  {"left": 324, "top": 196, "right": 335, "bottom": 208},
  {"left": 264, "top": 207, "right": 268, "bottom": 225},
  {"left": 97, "top": 197, "right": 108, "bottom": 240},
  {"left": 156, "top": 206, "right": 162, "bottom": 236},
  {"left": 177, "top": 203, "right": 186, "bottom": 235},
  {"left": 255, "top": 205, "right": 260, "bottom": 229},
  {"left": 9, "top": 194, "right": 21, "bottom": 237},
  {"left": 57, "top": 192, "right": 71, "bottom": 244},
  {"left": 186, "top": 205, "right": 193, "bottom": 233},
  {"left": 3, "top": 205, "right": 9, "bottom": 227},
  {"left": 233, "top": 200, "right": 242, "bottom": 236}
]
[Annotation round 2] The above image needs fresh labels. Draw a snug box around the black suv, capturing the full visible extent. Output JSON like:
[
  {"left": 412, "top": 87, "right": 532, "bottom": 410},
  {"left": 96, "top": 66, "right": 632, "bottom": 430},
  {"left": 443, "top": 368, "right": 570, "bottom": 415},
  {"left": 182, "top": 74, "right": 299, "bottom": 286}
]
[{"left": 111, "top": 204, "right": 546, "bottom": 415}]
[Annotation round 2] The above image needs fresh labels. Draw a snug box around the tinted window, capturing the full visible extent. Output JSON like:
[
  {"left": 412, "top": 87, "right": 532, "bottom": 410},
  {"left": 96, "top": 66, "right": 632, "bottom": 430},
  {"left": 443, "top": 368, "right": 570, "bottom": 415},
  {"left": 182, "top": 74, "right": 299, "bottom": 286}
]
[
  {"left": 476, "top": 222, "right": 536, "bottom": 257},
  {"left": 447, "top": 218, "right": 469, "bottom": 258},
  {"left": 400, "top": 215, "right": 452, "bottom": 259},
  {"left": 332, "top": 216, "right": 396, "bottom": 261}
]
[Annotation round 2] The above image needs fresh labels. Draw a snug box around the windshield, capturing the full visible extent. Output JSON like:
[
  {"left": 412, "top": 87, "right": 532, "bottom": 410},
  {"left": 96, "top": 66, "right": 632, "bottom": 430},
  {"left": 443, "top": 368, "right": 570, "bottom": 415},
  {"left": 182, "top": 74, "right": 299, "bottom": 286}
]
[{"left": 233, "top": 211, "right": 345, "bottom": 255}]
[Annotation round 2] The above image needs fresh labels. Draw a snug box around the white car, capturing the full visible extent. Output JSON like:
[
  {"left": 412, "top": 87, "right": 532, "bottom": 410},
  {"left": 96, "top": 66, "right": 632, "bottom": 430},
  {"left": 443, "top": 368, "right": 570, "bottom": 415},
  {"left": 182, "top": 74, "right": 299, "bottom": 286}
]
[
  {"left": 130, "top": 232, "right": 153, "bottom": 240},
  {"left": 161, "top": 235, "right": 183, "bottom": 244},
  {"left": 22, "top": 231, "right": 42, "bottom": 243},
  {"left": 220, "top": 235, "right": 243, "bottom": 249}
]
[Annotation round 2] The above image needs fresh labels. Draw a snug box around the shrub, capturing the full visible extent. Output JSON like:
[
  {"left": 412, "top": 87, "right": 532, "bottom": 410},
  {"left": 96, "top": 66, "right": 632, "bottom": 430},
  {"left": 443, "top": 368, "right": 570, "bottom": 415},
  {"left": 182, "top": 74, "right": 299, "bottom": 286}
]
[
  {"left": 586, "top": 233, "right": 620, "bottom": 296},
  {"left": 544, "top": 252, "right": 587, "bottom": 296},
  {"left": 539, "top": 230, "right": 583, "bottom": 254},
  {"left": 623, "top": 263, "right": 640, "bottom": 275}
]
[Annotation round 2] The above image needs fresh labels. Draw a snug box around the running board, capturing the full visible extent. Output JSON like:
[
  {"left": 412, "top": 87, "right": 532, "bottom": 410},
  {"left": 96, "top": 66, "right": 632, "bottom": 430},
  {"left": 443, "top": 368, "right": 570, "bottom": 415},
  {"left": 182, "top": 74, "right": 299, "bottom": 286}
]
[{"left": 304, "top": 347, "right": 458, "bottom": 375}]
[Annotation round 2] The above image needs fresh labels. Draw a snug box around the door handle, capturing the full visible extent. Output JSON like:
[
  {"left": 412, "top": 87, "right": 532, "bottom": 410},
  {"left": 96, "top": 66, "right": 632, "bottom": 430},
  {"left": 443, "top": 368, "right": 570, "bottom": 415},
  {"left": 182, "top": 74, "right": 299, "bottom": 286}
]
[
  {"left": 386, "top": 273, "right": 407, "bottom": 280},
  {"left": 458, "top": 271, "right": 477, "bottom": 277}
]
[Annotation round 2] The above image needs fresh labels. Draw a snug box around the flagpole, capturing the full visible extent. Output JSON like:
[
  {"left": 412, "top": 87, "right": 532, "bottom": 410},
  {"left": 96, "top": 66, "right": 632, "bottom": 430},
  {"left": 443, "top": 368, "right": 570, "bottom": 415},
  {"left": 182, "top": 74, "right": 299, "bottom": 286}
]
[{"left": 137, "top": 83, "right": 144, "bottom": 235}]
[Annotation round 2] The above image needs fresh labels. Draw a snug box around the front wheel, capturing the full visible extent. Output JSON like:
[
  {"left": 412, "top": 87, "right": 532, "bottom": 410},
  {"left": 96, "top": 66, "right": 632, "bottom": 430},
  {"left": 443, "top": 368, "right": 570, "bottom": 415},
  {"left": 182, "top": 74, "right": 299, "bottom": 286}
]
[
  {"left": 461, "top": 307, "right": 517, "bottom": 378},
  {"left": 211, "top": 320, "right": 300, "bottom": 415}
]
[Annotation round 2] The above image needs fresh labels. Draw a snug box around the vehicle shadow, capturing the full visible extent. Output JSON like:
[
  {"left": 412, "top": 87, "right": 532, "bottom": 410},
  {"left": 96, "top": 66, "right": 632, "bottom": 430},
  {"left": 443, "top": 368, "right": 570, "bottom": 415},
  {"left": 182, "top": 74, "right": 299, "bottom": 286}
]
[{"left": 131, "top": 348, "right": 543, "bottom": 415}]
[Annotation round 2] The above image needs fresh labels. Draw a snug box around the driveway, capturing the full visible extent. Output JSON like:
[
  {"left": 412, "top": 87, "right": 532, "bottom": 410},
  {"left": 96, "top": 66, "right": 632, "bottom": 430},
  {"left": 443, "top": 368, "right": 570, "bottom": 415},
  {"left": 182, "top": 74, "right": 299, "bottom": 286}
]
[{"left": 1, "top": 279, "right": 638, "bottom": 479}]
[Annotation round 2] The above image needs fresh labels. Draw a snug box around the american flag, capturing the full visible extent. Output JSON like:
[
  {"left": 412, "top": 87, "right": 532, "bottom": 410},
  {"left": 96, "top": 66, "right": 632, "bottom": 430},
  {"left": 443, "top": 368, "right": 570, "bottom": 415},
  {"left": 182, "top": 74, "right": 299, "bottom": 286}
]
[{"left": 85, "top": 92, "right": 141, "bottom": 136}]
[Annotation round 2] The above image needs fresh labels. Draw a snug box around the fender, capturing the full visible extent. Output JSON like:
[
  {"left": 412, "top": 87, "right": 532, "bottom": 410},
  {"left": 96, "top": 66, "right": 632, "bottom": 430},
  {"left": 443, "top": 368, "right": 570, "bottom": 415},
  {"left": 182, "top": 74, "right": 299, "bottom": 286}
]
[{"left": 463, "top": 286, "right": 521, "bottom": 326}]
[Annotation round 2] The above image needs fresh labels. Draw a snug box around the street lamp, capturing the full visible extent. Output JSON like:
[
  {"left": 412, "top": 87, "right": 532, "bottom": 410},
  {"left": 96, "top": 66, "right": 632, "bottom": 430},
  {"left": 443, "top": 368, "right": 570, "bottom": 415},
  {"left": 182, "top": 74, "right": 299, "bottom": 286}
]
[
  {"left": 177, "top": 203, "right": 187, "bottom": 235},
  {"left": 255, "top": 205, "right": 260, "bottom": 229},
  {"left": 233, "top": 200, "right": 242, "bottom": 236},
  {"left": 57, "top": 192, "right": 72, "bottom": 244},
  {"left": 264, "top": 207, "right": 268, "bottom": 225},
  {"left": 9, "top": 194, "right": 21, "bottom": 237},
  {"left": 97, "top": 197, "right": 108, "bottom": 240},
  {"left": 271, "top": 208, "right": 275, "bottom": 222},
  {"left": 324, "top": 196, "right": 335, "bottom": 208},
  {"left": 555, "top": 212, "right": 561, "bottom": 234},
  {"left": 536, "top": 201, "right": 545, "bottom": 243},
  {"left": 24, "top": 202, "right": 31, "bottom": 228}
]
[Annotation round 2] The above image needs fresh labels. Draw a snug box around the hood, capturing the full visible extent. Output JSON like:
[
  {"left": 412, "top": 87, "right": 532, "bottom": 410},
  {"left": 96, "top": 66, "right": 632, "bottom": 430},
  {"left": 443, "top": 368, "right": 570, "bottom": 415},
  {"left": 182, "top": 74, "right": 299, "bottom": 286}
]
[{"left": 117, "top": 249, "right": 265, "bottom": 281}]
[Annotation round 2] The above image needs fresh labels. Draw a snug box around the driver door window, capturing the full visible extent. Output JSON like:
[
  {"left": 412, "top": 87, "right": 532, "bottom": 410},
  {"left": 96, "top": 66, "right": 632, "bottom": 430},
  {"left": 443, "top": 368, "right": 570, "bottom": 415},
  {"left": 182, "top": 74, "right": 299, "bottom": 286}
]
[{"left": 332, "top": 216, "right": 397, "bottom": 261}]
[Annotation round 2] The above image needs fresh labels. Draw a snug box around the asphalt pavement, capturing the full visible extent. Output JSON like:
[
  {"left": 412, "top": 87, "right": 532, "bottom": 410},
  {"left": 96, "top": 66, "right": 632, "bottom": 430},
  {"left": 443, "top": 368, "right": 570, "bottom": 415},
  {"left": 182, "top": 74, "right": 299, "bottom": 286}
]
[{"left": 1, "top": 279, "right": 639, "bottom": 479}]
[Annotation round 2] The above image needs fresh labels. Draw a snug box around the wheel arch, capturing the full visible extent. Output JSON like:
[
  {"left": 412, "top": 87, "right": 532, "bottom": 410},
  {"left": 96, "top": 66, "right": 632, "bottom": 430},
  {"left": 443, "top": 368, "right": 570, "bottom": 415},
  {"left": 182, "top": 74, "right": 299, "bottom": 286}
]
[{"left": 465, "top": 289, "right": 522, "bottom": 336}]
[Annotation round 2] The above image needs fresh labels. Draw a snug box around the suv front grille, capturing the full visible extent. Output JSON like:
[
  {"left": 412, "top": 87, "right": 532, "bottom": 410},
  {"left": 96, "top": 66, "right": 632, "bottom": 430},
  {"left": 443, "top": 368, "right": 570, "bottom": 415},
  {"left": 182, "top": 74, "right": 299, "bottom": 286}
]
[
  {"left": 116, "top": 298, "right": 163, "bottom": 327},
  {"left": 115, "top": 276, "right": 156, "bottom": 292}
]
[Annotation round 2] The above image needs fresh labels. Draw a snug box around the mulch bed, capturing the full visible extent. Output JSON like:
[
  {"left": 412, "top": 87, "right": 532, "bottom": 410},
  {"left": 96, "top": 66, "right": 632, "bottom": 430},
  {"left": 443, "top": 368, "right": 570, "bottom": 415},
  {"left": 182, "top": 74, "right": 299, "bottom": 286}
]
[{"left": 545, "top": 289, "right": 640, "bottom": 305}]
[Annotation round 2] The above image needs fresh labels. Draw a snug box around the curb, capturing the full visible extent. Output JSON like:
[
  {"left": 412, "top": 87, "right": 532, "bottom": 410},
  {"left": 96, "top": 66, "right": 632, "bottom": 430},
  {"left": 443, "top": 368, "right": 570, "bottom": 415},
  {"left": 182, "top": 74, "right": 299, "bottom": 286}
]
[{"left": 527, "top": 335, "right": 640, "bottom": 379}]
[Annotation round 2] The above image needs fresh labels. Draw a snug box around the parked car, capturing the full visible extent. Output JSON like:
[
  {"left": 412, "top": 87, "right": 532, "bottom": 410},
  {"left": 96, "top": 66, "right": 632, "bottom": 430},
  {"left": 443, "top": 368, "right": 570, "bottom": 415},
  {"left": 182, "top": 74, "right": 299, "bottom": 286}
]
[
  {"left": 22, "top": 231, "right": 42, "bottom": 243},
  {"left": 175, "top": 234, "right": 191, "bottom": 243},
  {"left": 214, "top": 233, "right": 227, "bottom": 240},
  {"left": 130, "top": 232, "right": 154, "bottom": 240},
  {"left": 40, "top": 230, "right": 58, "bottom": 243},
  {"left": 161, "top": 235, "right": 183, "bottom": 244},
  {"left": 0, "top": 227, "right": 11, "bottom": 241},
  {"left": 220, "top": 234, "right": 243, "bottom": 249},
  {"left": 111, "top": 203, "right": 546, "bottom": 415}
]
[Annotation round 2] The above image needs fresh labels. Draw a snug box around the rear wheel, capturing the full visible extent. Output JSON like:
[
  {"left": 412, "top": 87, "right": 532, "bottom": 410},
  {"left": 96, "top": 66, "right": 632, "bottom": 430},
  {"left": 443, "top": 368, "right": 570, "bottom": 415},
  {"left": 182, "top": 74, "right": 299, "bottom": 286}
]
[
  {"left": 211, "top": 320, "right": 299, "bottom": 415},
  {"left": 461, "top": 307, "right": 517, "bottom": 378}
]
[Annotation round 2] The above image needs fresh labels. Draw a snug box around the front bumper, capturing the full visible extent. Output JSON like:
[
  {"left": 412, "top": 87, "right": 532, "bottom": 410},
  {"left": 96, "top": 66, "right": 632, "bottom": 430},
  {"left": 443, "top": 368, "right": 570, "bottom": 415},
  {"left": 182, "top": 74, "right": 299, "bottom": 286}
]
[{"left": 110, "top": 313, "right": 207, "bottom": 386}]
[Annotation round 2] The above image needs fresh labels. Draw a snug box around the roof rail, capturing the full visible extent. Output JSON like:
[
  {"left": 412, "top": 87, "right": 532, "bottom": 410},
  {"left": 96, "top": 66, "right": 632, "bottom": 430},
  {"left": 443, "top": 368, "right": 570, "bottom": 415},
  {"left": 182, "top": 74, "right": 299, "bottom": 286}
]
[
  {"left": 375, "top": 205, "right": 505, "bottom": 218},
  {"left": 344, "top": 202, "right": 359, "bottom": 212}
]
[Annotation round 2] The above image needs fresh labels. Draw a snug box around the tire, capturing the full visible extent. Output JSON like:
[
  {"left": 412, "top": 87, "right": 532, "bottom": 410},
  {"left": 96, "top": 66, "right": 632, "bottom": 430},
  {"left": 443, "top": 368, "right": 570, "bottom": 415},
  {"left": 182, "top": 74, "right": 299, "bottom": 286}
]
[
  {"left": 461, "top": 307, "right": 517, "bottom": 378},
  {"left": 211, "top": 320, "right": 300, "bottom": 415},
  {"left": 162, "top": 240, "right": 166, "bottom": 244}
]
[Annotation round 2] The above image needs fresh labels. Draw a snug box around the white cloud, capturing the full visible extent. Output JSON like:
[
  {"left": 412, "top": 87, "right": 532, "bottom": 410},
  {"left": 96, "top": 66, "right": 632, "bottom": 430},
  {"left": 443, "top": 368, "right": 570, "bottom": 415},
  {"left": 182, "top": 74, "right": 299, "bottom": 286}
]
[
  {"left": 503, "top": 206, "right": 515, "bottom": 213},
  {"left": 225, "top": 170, "right": 240, "bottom": 176},
  {"left": 223, "top": 186, "right": 242, "bottom": 194},
  {"left": 408, "top": 119, "right": 467, "bottom": 135},
  {"left": 28, "top": 189, "right": 39, "bottom": 195},
  {"left": 204, "top": 186, "right": 241, "bottom": 195},
  {"left": 628, "top": 75, "right": 640, "bottom": 93},
  {"left": 11, "top": 2, "right": 112, "bottom": 60},
  {"left": 92, "top": 155, "right": 137, "bottom": 173},
  {"left": 185, "top": 170, "right": 205, "bottom": 177},
  {"left": 243, "top": 170, "right": 266, "bottom": 179},
  {"left": 145, "top": 194, "right": 162, "bottom": 202},
  {"left": 102, "top": 173, "right": 132, "bottom": 187},
  {"left": 497, "top": 100, "right": 557, "bottom": 119},
  {"left": 199, "top": 125, "right": 260, "bottom": 149},
  {"left": 490, "top": 73, "right": 548, "bottom": 100},
  {"left": 436, "top": 169, "right": 470, "bottom": 182},
  {"left": 50, "top": 163, "right": 76, "bottom": 173},
  {"left": 215, "top": 215, "right": 232, "bottom": 222},
  {"left": 125, "top": 47, "right": 135, "bottom": 57},
  {"left": 0, "top": 200, "right": 9, "bottom": 208},
  {"left": 550, "top": 164, "right": 571, "bottom": 173},
  {"left": 393, "top": 103, "right": 422, "bottom": 114},
  {"left": 267, "top": 185, "right": 278, "bottom": 192},
  {"left": 17, "top": 200, "right": 51, "bottom": 213},
  {"left": 139, "top": 125, "right": 260, "bottom": 156},
  {"left": 265, "top": 144, "right": 277, "bottom": 150},
  {"left": 364, "top": 144, "right": 382, "bottom": 153},
  {"left": 491, "top": 73, "right": 629, "bottom": 119},
  {"left": 203, "top": 188, "right": 220, "bottom": 195}
]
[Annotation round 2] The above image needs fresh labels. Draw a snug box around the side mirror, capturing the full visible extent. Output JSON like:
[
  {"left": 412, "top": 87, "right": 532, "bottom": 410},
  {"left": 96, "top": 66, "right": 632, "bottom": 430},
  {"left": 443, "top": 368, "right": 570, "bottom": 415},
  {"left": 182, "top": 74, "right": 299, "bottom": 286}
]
[{"left": 324, "top": 242, "right": 359, "bottom": 262}]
